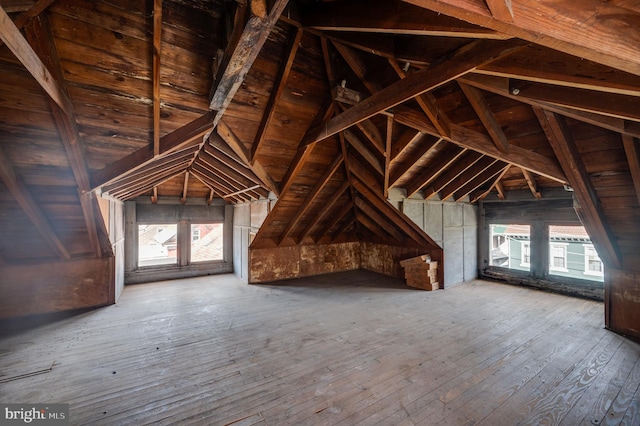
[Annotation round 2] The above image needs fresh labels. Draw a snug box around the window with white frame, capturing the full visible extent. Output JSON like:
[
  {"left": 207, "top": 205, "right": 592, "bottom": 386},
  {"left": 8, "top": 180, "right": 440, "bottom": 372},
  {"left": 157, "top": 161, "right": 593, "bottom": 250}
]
[
  {"left": 584, "top": 245, "right": 604, "bottom": 276},
  {"left": 549, "top": 243, "right": 568, "bottom": 272}
]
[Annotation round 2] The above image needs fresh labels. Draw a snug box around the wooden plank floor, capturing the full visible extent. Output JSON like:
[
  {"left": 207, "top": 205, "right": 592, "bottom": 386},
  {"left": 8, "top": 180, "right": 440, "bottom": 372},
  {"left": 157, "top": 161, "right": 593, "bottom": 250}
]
[{"left": 1, "top": 270, "right": 639, "bottom": 425}]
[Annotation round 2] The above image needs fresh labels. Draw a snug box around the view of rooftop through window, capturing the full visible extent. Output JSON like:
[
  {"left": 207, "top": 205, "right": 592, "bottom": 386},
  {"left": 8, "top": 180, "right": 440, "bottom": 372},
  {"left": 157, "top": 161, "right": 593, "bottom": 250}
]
[
  {"left": 138, "top": 224, "right": 177, "bottom": 267},
  {"left": 190, "top": 224, "right": 223, "bottom": 263}
]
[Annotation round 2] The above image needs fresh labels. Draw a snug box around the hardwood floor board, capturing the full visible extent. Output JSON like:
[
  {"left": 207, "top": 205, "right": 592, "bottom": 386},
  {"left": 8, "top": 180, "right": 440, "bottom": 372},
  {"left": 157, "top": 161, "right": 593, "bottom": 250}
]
[
  {"left": 602, "top": 353, "right": 640, "bottom": 425},
  {"left": 370, "top": 295, "right": 602, "bottom": 425},
  {"left": 0, "top": 270, "right": 636, "bottom": 426},
  {"left": 562, "top": 338, "right": 640, "bottom": 425}
]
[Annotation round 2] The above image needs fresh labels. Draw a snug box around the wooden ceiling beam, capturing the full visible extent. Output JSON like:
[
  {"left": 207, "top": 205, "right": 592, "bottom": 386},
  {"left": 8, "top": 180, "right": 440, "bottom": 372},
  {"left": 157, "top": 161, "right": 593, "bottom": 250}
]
[
  {"left": 438, "top": 156, "right": 496, "bottom": 201},
  {"left": 314, "top": 195, "right": 352, "bottom": 242},
  {"left": 152, "top": 0, "right": 162, "bottom": 157},
  {"left": 533, "top": 107, "right": 622, "bottom": 269},
  {"left": 25, "top": 14, "right": 107, "bottom": 257},
  {"left": 190, "top": 169, "right": 246, "bottom": 204},
  {"left": 495, "top": 181, "right": 506, "bottom": 200},
  {"left": 389, "top": 59, "right": 452, "bottom": 138},
  {"left": 339, "top": 132, "right": 362, "bottom": 235},
  {"left": 470, "top": 164, "right": 511, "bottom": 202},
  {"left": 352, "top": 176, "right": 440, "bottom": 248},
  {"left": 279, "top": 154, "right": 344, "bottom": 244},
  {"left": 302, "top": 0, "right": 508, "bottom": 39},
  {"left": 331, "top": 216, "right": 356, "bottom": 242},
  {"left": 194, "top": 160, "right": 264, "bottom": 200},
  {"left": 299, "top": 180, "right": 350, "bottom": 243},
  {"left": 458, "top": 81, "right": 509, "bottom": 153},
  {"left": 252, "top": 26, "right": 303, "bottom": 161},
  {"left": 406, "top": 144, "right": 465, "bottom": 198},
  {"left": 102, "top": 146, "right": 199, "bottom": 193},
  {"left": 454, "top": 161, "right": 508, "bottom": 201},
  {"left": 337, "top": 103, "right": 384, "bottom": 155},
  {"left": 485, "top": 0, "right": 513, "bottom": 22},
  {"left": 355, "top": 197, "right": 405, "bottom": 244},
  {"left": 394, "top": 105, "right": 567, "bottom": 182},
  {"left": 459, "top": 74, "right": 640, "bottom": 139},
  {"left": 508, "top": 80, "right": 640, "bottom": 123},
  {"left": 198, "top": 151, "right": 269, "bottom": 197},
  {"left": 206, "top": 133, "right": 266, "bottom": 184},
  {"left": 191, "top": 164, "right": 254, "bottom": 201},
  {"left": 301, "top": 38, "right": 527, "bottom": 146},
  {"left": 109, "top": 161, "right": 190, "bottom": 199},
  {"left": 91, "top": 110, "right": 215, "bottom": 189},
  {"left": 0, "top": 0, "right": 55, "bottom": 49},
  {"left": 389, "top": 136, "right": 442, "bottom": 188},
  {"left": 424, "top": 150, "right": 484, "bottom": 199},
  {"left": 332, "top": 41, "right": 382, "bottom": 95},
  {"left": 0, "top": 5, "right": 73, "bottom": 116},
  {"left": 391, "top": 129, "right": 422, "bottom": 163},
  {"left": 403, "top": 0, "right": 640, "bottom": 76},
  {"left": 209, "top": 0, "right": 289, "bottom": 116},
  {"left": 621, "top": 135, "right": 640, "bottom": 205},
  {"left": 0, "top": 146, "right": 70, "bottom": 260},
  {"left": 343, "top": 129, "right": 384, "bottom": 176},
  {"left": 216, "top": 119, "right": 278, "bottom": 195},
  {"left": 355, "top": 211, "right": 401, "bottom": 245},
  {"left": 384, "top": 115, "right": 393, "bottom": 198},
  {"left": 521, "top": 168, "right": 542, "bottom": 199},
  {"left": 104, "top": 156, "right": 194, "bottom": 196}
]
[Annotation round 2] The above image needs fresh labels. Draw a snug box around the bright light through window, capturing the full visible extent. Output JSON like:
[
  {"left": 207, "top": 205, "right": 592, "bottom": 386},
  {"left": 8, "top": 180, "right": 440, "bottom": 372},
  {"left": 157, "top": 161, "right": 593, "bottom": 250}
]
[
  {"left": 138, "top": 224, "right": 177, "bottom": 267},
  {"left": 190, "top": 224, "right": 223, "bottom": 263}
]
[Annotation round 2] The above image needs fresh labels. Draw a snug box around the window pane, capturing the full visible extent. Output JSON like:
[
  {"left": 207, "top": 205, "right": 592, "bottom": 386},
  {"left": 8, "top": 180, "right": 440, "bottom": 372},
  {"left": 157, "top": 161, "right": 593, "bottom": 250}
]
[
  {"left": 489, "top": 224, "right": 530, "bottom": 272},
  {"left": 190, "top": 224, "right": 223, "bottom": 263},
  {"left": 548, "top": 225, "right": 603, "bottom": 282},
  {"left": 138, "top": 224, "right": 177, "bottom": 267}
]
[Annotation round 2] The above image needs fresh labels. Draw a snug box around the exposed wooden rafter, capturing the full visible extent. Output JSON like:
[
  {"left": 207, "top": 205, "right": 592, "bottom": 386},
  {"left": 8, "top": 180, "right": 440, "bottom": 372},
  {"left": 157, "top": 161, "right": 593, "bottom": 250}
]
[
  {"left": 403, "top": 0, "right": 640, "bottom": 76},
  {"left": 0, "top": 146, "right": 70, "bottom": 260},
  {"left": 302, "top": 38, "right": 527, "bottom": 146},
  {"left": 458, "top": 81, "right": 509, "bottom": 153},
  {"left": 533, "top": 107, "right": 622, "bottom": 269},
  {"left": 521, "top": 168, "right": 542, "bottom": 199},
  {"left": 152, "top": 0, "right": 162, "bottom": 157},
  {"left": 621, "top": 135, "right": 640, "bottom": 205}
]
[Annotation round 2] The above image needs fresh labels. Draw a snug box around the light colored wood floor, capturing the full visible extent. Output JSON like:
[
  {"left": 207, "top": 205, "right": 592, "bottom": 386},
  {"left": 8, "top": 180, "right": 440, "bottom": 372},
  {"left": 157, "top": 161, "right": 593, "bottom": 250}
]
[{"left": 1, "top": 270, "right": 639, "bottom": 425}]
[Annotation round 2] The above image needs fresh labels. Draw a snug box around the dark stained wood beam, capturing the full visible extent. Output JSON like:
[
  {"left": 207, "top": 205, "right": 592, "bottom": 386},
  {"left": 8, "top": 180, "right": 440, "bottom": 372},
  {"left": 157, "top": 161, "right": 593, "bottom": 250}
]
[
  {"left": 25, "top": 15, "right": 106, "bottom": 257},
  {"left": 251, "top": 26, "right": 303, "bottom": 161},
  {"left": 391, "top": 129, "right": 422, "bottom": 163},
  {"left": 0, "top": 146, "right": 70, "bottom": 260},
  {"left": 301, "top": 38, "right": 526, "bottom": 146},
  {"left": 403, "top": 0, "right": 640, "bottom": 76},
  {"left": 621, "top": 135, "right": 640, "bottom": 205},
  {"left": 191, "top": 164, "right": 253, "bottom": 202},
  {"left": 110, "top": 161, "right": 190, "bottom": 199},
  {"left": 195, "top": 159, "right": 265, "bottom": 200},
  {"left": 406, "top": 144, "right": 465, "bottom": 198},
  {"left": 0, "top": 0, "right": 55, "bottom": 49},
  {"left": 299, "top": 180, "right": 350, "bottom": 243},
  {"left": 454, "top": 161, "right": 507, "bottom": 201},
  {"left": 438, "top": 156, "right": 496, "bottom": 200},
  {"left": 303, "top": 0, "right": 508, "bottom": 39},
  {"left": 151, "top": 187, "right": 158, "bottom": 204},
  {"left": 389, "top": 59, "right": 452, "bottom": 138},
  {"left": 470, "top": 164, "right": 511, "bottom": 202},
  {"left": 336, "top": 103, "right": 384, "bottom": 155},
  {"left": 384, "top": 115, "right": 393, "bottom": 198},
  {"left": 0, "top": 5, "right": 73, "bottom": 116},
  {"left": 209, "top": 0, "right": 289, "bottom": 116},
  {"left": 458, "top": 81, "right": 509, "bottom": 153},
  {"left": 216, "top": 119, "right": 279, "bottom": 195},
  {"left": 279, "top": 154, "right": 344, "bottom": 244},
  {"left": 533, "top": 107, "right": 622, "bottom": 269},
  {"left": 521, "top": 168, "right": 542, "bottom": 199},
  {"left": 332, "top": 41, "right": 382, "bottom": 95},
  {"left": 152, "top": 0, "right": 162, "bottom": 157},
  {"left": 331, "top": 216, "right": 356, "bottom": 242},
  {"left": 203, "top": 138, "right": 266, "bottom": 187},
  {"left": 339, "top": 132, "right": 362, "bottom": 235},
  {"left": 198, "top": 151, "right": 269, "bottom": 198},
  {"left": 355, "top": 197, "right": 405, "bottom": 244},
  {"left": 424, "top": 150, "right": 484, "bottom": 199},
  {"left": 315, "top": 195, "right": 352, "bottom": 242},
  {"left": 459, "top": 74, "right": 640, "bottom": 139},
  {"left": 389, "top": 136, "right": 442, "bottom": 188},
  {"left": 495, "top": 181, "right": 506, "bottom": 200},
  {"left": 343, "top": 129, "right": 384, "bottom": 176},
  {"left": 485, "top": 0, "right": 513, "bottom": 22},
  {"left": 91, "top": 110, "right": 216, "bottom": 189},
  {"left": 394, "top": 105, "right": 567, "bottom": 182},
  {"left": 475, "top": 46, "right": 640, "bottom": 98}
]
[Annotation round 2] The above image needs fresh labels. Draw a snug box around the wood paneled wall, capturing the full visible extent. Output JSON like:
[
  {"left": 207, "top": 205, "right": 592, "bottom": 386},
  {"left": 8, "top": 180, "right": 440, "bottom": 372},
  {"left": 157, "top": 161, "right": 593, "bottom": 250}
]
[{"left": 0, "top": 257, "right": 114, "bottom": 319}]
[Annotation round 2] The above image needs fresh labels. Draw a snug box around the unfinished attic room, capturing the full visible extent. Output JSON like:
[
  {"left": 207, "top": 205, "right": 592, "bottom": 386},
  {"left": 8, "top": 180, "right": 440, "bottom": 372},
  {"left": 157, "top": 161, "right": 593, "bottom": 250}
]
[{"left": 2, "top": 0, "right": 640, "bottom": 423}]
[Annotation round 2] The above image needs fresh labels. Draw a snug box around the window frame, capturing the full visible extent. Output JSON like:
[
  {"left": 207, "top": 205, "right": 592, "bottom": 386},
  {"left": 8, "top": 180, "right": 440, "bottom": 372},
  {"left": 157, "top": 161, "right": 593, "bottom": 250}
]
[{"left": 549, "top": 242, "right": 569, "bottom": 273}]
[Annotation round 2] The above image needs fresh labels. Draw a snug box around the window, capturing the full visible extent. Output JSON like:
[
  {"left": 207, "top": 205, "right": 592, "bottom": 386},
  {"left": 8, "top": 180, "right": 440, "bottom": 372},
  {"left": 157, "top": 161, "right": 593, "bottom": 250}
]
[
  {"left": 138, "top": 224, "right": 177, "bottom": 267},
  {"left": 549, "top": 243, "right": 568, "bottom": 272},
  {"left": 584, "top": 245, "right": 604, "bottom": 277},
  {"left": 489, "top": 224, "right": 530, "bottom": 271},
  {"left": 190, "top": 223, "right": 224, "bottom": 263}
]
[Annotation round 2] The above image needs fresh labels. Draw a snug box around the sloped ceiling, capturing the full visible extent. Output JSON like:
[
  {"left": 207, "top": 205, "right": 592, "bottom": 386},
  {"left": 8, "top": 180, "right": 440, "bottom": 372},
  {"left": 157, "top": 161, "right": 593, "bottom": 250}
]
[{"left": 0, "top": 0, "right": 639, "bottom": 269}]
